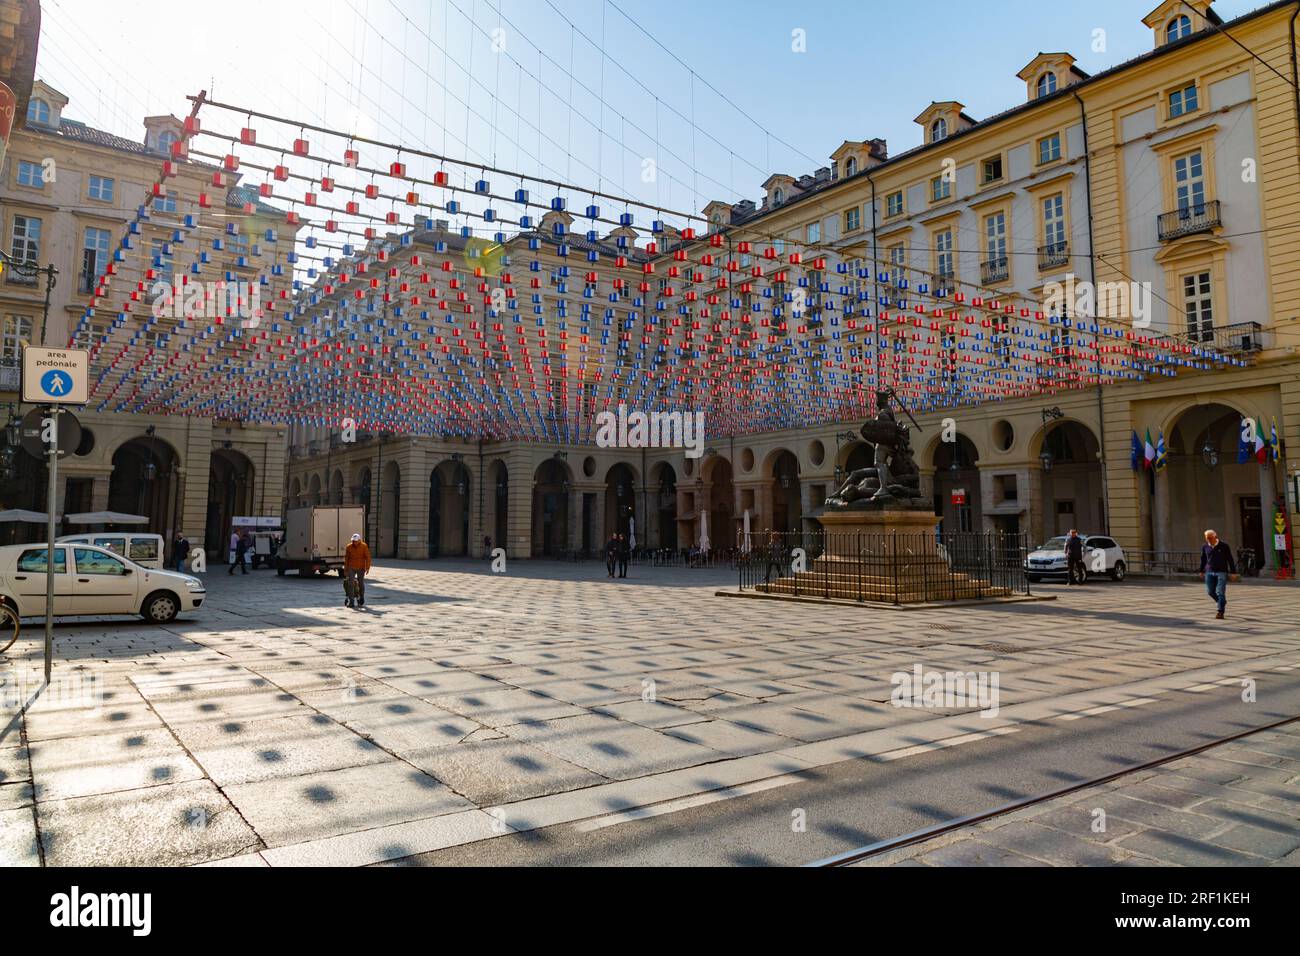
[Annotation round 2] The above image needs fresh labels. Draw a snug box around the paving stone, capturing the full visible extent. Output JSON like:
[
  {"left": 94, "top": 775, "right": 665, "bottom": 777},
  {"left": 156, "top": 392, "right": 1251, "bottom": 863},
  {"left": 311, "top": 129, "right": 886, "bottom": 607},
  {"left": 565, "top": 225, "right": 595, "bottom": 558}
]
[
  {"left": 402, "top": 738, "right": 605, "bottom": 805},
  {"left": 981, "top": 821, "right": 1142, "bottom": 865},
  {"left": 0, "top": 807, "right": 39, "bottom": 866},
  {"left": 23, "top": 701, "right": 162, "bottom": 741},
  {"left": 662, "top": 718, "right": 793, "bottom": 756},
  {"left": 1115, "top": 829, "right": 1262, "bottom": 867},
  {"left": 1212, "top": 822, "right": 1300, "bottom": 860},
  {"left": 148, "top": 688, "right": 309, "bottom": 725},
  {"left": 27, "top": 727, "right": 203, "bottom": 800},
  {"left": 592, "top": 699, "right": 710, "bottom": 729},
  {"left": 425, "top": 687, "right": 586, "bottom": 727},
  {"left": 913, "top": 839, "right": 1050, "bottom": 866},
  {"left": 223, "top": 760, "right": 472, "bottom": 847},
  {"left": 0, "top": 782, "right": 34, "bottom": 811},
  {"left": 0, "top": 745, "right": 29, "bottom": 785},
  {"left": 37, "top": 779, "right": 260, "bottom": 867},
  {"left": 170, "top": 714, "right": 389, "bottom": 786},
  {"left": 504, "top": 713, "right": 721, "bottom": 779}
]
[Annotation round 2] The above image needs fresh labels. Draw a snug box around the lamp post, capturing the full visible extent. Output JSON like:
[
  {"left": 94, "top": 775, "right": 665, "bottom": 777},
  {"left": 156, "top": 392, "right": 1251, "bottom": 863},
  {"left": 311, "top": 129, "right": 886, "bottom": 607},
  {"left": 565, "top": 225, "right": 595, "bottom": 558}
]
[
  {"left": 1201, "top": 440, "right": 1219, "bottom": 471},
  {"left": 0, "top": 249, "right": 58, "bottom": 346}
]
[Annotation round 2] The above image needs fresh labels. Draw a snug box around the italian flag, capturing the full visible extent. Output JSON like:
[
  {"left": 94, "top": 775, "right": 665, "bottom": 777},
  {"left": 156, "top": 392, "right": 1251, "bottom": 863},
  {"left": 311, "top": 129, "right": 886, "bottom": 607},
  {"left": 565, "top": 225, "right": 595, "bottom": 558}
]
[
  {"left": 1143, "top": 428, "right": 1156, "bottom": 471},
  {"left": 1253, "top": 417, "right": 1267, "bottom": 464}
]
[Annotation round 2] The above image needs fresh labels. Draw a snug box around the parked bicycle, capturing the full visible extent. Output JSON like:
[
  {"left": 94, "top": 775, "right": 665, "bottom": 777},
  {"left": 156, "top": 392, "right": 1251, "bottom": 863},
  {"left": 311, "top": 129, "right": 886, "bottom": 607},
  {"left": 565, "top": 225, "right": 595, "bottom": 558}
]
[
  {"left": 1237, "top": 547, "right": 1259, "bottom": 578},
  {"left": 0, "top": 602, "right": 19, "bottom": 655}
]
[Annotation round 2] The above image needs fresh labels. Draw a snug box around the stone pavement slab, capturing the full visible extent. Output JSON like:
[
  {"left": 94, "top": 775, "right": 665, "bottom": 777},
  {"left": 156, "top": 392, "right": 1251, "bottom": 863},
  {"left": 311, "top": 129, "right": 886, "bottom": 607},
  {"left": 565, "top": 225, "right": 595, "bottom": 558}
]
[
  {"left": 0, "top": 806, "right": 39, "bottom": 865},
  {"left": 169, "top": 713, "right": 390, "bottom": 786},
  {"left": 401, "top": 737, "right": 606, "bottom": 805},
  {"left": 37, "top": 779, "right": 260, "bottom": 867},
  {"left": 27, "top": 727, "right": 203, "bottom": 801},
  {"left": 222, "top": 760, "right": 472, "bottom": 847}
]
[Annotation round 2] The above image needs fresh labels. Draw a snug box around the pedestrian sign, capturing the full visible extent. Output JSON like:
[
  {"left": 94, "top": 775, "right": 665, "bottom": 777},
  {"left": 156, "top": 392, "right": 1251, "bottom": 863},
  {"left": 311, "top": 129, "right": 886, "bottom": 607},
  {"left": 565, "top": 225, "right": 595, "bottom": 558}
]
[{"left": 21, "top": 346, "right": 88, "bottom": 405}]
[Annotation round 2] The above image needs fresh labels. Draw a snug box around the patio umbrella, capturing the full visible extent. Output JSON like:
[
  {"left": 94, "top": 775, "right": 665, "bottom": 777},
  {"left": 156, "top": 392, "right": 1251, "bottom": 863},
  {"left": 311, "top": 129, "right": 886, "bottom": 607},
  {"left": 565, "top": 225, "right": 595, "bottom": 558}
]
[
  {"left": 699, "top": 510, "right": 710, "bottom": 551},
  {"left": 628, "top": 516, "right": 636, "bottom": 550},
  {"left": 0, "top": 509, "right": 53, "bottom": 523},
  {"left": 64, "top": 511, "right": 149, "bottom": 525},
  {"left": 742, "top": 509, "right": 752, "bottom": 553}
]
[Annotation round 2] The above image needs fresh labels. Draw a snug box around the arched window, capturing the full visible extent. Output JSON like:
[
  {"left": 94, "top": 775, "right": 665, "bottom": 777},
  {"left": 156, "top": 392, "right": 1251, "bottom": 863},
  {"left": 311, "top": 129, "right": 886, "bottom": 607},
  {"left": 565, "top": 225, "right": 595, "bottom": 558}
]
[
  {"left": 1166, "top": 15, "right": 1192, "bottom": 42},
  {"left": 1036, "top": 72, "right": 1057, "bottom": 98},
  {"left": 26, "top": 98, "right": 50, "bottom": 126},
  {"left": 773, "top": 187, "right": 785, "bottom": 206},
  {"left": 845, "top": 157, "right": 858, "bottom": 177},
  {"left": 157, "top": 130, "right": 178, "bottom": 154},
  {"left": 930, "top": 118, "right": 948, "bottom": 142}
]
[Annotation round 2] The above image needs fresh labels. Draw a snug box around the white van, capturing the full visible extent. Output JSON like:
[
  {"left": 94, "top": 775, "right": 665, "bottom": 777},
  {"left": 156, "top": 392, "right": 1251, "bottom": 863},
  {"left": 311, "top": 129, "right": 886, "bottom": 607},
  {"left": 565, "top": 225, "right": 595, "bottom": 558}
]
[{"left": 57, "top": 533, "right": 165, "bottom": 569}]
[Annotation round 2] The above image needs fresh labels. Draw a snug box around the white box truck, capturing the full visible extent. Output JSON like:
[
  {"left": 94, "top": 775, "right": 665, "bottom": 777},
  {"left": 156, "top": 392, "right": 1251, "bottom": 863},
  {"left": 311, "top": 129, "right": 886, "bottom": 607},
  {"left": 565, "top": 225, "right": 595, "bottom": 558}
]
[{"left": 275, "top": 506, "right": 366, "bottom": 577}]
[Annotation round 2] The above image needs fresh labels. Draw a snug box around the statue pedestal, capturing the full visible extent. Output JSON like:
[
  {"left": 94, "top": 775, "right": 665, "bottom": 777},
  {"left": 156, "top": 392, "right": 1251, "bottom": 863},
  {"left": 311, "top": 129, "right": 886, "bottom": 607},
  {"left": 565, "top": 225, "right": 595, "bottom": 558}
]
[{"left": 758, "top": 507, "right": 1015, "bottom": 604}]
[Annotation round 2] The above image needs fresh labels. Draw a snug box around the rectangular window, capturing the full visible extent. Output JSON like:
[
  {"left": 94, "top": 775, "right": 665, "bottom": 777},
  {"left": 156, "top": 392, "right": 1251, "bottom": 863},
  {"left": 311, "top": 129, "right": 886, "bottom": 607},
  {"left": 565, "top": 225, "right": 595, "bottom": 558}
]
[
  {"left": 984, "top": 212, "right": 1007, "bottom": 260},
  {"left": 935, "top": 229, "right": 954, "bottom": 280},
  {"left": 889, "top": 244, "right": 906, "bottom": 286},
  {"left": 1037, "top": 133, "right": 1062, "bottom": 165},
  {"left": 88, "top": 175, "right": 115, "bottom": 201},
  {"left": 18, "top": 547, "right": 66, "bottom": 574},
  {"left": 886, "top": 191, "right": 903, "bottom": 217},
  {"left": 981, "top": 156, "right": 1003, "bottom": 184},
  {"left": 1174, "top": 150, "right": 1206, "bottom": 213},
  {"left": 844, "top": 207, "right": 860, "bottom": 232},
  {"left": 806, "top": 221, "right": 821, "bottom": 244},
  {"left": 1168, "top": 83, "right": 1199, "bottom": 118},
  {"left": 1043, "top": 194, "right": 1066, "bottom": 249},
  {"left": 1183, "top": 271, "right": 1213, "bottom": 342},
  {"left": 9, "top": 214, "right": 41, "bottom": 265},
  {"left": 16, "top": 160, "right": 43, "bottom": 188},
  {"left": 81, "top": 226, "right": 111, "bottom": 294},
  {"left": 2, "top": 314, "right": 33, "bottom": 363},
  {"left": 155, "top": 190, "right": 178, "bottom": 214},
  {"left": 930, "top": 175, "right": 951, "bottom": 203},
  {"left": 150, "top": 239, "right": 175, "bottom": 285}
]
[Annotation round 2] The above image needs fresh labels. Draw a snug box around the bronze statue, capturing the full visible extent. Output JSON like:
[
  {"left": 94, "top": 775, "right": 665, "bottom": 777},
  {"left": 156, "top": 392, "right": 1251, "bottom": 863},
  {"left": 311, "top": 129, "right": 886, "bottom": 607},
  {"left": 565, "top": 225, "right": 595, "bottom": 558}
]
[{"left": 825, "top": 389, "right": 929, "bottom": 509}]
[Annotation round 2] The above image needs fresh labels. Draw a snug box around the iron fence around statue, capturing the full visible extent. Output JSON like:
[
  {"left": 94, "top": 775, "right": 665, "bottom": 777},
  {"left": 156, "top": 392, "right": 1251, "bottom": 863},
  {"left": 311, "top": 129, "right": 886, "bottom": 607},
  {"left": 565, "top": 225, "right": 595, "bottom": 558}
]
[{"left": 734, "top": 529, "right": 1031, "bottom": 604}]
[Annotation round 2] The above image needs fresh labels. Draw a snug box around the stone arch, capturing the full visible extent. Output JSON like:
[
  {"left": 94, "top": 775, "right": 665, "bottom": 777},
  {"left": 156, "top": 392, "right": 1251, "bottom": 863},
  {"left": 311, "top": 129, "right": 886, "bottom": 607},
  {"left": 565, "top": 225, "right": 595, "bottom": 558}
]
[
  {"left": 532, "top": 458, "right": 573, "bottom": 557},
  {"left": 429, "top": 458, "right": 472, "bottom": 558}
]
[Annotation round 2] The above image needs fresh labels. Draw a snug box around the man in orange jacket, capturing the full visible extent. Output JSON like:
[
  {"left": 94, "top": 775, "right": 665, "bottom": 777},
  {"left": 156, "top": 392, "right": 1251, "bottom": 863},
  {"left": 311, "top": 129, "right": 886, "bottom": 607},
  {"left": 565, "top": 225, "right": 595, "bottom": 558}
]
[{"left": 344, "top": 533, "right": 372, "bottom": 608}]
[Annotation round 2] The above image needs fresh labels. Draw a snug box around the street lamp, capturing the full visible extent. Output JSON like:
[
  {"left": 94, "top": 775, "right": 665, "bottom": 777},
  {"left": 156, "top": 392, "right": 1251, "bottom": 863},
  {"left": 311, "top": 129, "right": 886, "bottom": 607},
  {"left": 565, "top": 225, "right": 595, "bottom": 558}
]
[
  {"left": 1039, "top": 449, "right": 1054, "bottom": 472},
  {"left": 1201, "top": 440, "right": 1219, "bottom": 470},
  {"left": 4, "top": 415, "right": 20, "bottom": 447}
]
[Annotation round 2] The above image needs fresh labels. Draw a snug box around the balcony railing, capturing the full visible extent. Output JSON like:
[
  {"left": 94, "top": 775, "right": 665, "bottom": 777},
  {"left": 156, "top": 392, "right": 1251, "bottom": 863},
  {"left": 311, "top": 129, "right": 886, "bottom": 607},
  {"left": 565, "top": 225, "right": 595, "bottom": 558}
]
[
  {"left": 980, "top": 256, "right": 1009, "bottom": 284},
  {"left": 0, "top": 363, "right": 20, "bottom": 392},
  {"left": 1038, "top": 240, "right": 1069, "bottom": 269},
  {"left": 1187, "top": 321, "right": 1263, "bottom": 355},
  {"left": 1158, "top": 200, "right": 1221, "bottom": 241}
]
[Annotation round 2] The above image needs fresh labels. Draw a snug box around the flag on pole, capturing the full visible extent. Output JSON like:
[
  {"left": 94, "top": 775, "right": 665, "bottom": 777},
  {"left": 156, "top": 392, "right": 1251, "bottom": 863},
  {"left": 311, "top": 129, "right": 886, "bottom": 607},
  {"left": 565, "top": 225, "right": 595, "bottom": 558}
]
[
  {"left": 1254, "top": 417, "right": 1267, "bottom": 464},
  {"left": 1237, "top": 418, "right": 1253, "bottom": 464},
  {"left": 1271, "top": 416, "right": 1280, "bottom": 462},
  {"left": 1144, "top": 428, "right": 1156, "bottom": 471},
  {"left": 1130, "top": 430, "right": 1142, "bottom": 471},
  {"left": 1155, "top": 429, "right": 1168, "bottom": 473}
]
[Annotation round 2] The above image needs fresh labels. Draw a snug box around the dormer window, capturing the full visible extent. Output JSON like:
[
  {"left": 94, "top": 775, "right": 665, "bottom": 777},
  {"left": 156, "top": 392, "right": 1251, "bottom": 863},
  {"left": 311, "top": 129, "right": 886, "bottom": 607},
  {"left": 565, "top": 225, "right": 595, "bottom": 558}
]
[
  {"left": 1036, "top": 72, "right": 1057, "bottom": 98},
  {"left": 1166, "top": 14, "right": 1192, "bottom": 42},
  {"left": 931, "top": 118, "right": 948, "bottom": 142},
  {"left": 157, "top": 130, "right": 179, "bottom": 155},
  {"left": 773, "top": 187, "right": 785, "bottom": 206},
  {"left": 26, "top": 98, "right": 50, "bottom": 126},
  {"left": 845, "top": 157, "right": 858, "bottom": 177}
]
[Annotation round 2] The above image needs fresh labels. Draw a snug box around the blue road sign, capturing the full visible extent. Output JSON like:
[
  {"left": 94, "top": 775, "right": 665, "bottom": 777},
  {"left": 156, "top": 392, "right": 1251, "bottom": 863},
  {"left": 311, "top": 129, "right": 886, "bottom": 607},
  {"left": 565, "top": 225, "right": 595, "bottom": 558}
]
[{"left": 39, "top": 369, "right": 73, "bottom": 398}]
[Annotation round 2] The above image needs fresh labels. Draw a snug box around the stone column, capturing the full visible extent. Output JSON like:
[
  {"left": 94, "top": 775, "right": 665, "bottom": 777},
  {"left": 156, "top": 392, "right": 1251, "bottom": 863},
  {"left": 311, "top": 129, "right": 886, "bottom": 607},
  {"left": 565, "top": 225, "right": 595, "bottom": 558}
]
[{"left": 1260, "top": 462, "right": 1278, "bottom": 573}]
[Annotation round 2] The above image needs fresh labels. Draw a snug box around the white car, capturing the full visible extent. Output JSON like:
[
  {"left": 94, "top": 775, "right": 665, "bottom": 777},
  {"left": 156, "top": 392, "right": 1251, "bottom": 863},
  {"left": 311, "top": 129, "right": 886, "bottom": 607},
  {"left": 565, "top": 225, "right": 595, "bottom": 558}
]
[
  {"left": 0, "top": 543, "right": 206, "bottom": 624},
  {"left": 1025, "top": 534, "right": 1127, "bottom": 583},
  {"left": 57, "top": 532, "right": 166, "bottom": 570}
]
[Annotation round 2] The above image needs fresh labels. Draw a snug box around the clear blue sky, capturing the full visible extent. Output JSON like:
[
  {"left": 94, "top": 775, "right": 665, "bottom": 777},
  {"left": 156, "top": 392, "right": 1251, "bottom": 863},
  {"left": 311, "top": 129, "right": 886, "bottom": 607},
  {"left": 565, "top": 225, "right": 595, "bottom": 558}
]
[{"left": 36, "top": 0, "right": 1267, "bottom": 224}]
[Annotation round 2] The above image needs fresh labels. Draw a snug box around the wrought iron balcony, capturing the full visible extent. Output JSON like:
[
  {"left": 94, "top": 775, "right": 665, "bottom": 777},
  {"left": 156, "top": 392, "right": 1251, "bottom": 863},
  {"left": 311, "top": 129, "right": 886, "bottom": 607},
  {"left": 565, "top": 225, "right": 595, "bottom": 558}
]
[
  {"left": 1038, "top": 241, "right": 1069, "bottom": 269},
  {"left": 980, "top": 256, "right": 1009, "bottom": 284},
  {"left": 0, "top": 363, "right": 20, "bottom": 392},
  {"left": 1158, "top": 200, "right": 1221, "bottom": 241},
  {"left": 1187, "top": 321, "right": 1263, "bottom": 355}
]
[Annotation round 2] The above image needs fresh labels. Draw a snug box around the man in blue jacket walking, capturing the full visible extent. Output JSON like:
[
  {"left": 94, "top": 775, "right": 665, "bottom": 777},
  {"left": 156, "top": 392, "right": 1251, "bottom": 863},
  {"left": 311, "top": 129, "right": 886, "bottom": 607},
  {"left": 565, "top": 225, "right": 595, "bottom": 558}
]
[{"left": 1199, "top": 529, "right": 1238, "bottom": 620}]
